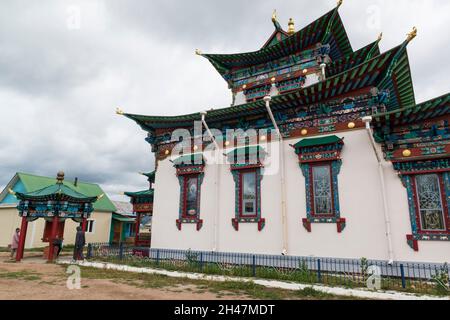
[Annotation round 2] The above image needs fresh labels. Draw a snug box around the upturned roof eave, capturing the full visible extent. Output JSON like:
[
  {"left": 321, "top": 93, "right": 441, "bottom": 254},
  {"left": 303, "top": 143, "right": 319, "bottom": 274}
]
[
  {"left": 199, "top": 6, "right": 352, "bottom": 73},
  {"left": 123, "top": 44, "right": 404, "bottom": 131},
  {"left": 374, "top": 92, "right": 450, "bottom": 125}
]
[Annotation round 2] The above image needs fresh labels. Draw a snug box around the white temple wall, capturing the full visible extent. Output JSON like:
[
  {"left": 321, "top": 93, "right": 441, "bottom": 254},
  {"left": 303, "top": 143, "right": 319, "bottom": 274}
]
[{"left": 151, "top": 129, "right": 450, "bottom": 263}]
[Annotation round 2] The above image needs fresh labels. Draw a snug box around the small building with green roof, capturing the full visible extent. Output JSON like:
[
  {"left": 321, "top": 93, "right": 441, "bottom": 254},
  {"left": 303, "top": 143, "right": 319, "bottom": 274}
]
[{"left": 0, "top": 172, "right": 116, "bottom": 249}]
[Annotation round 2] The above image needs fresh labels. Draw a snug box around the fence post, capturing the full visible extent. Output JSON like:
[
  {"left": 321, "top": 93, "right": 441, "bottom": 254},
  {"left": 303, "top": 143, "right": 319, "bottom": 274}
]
[
  {"left": 87, "top": 244, "right": 92, "bottom": 259},
  {"left": 400, "top": 264, "right": 406, "bottom": 289},
  {"left": 119, "top": 242, "right": 124, "bottom": 261},
  {"left": 199, "top": 252, "right": 204, "bottom": 272},
  {"left": 317, "top": 259, "right": 322, "bottom": 283},
  {"left": 156, "top": 249, "right": 160, "bottom": 266},
  {"left": 252, "top": 255, "right": 256, "bottom": 277}
]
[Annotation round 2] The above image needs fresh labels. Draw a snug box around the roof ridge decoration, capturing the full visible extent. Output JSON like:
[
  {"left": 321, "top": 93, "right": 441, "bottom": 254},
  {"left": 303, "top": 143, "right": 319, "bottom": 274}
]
[
  {"left": 271, "top": 10, "right": 283, "bottom": 32},
  {"left": 377, "top": 27, "right": 417, "bottom": 109},
  {"left": 120, "top": 44, "right": 405, "bottom": 128},
  {"left": 196, "top": 3, "right": 353, "bottom": 79},
  {"left": 382, "top": 27, "right": 417, "bottom": 81},
  {"left": 365, "top": 32, "right": 383, "bottom": 61},
  {"left": 322, "top": 0, "right": 344, "bottom": 44}
]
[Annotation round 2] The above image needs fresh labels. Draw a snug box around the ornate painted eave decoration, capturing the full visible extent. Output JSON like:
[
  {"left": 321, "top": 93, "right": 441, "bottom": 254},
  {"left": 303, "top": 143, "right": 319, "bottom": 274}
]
[
  {"left": 124, "top": 189, "right": 154, "bottom": 201},
  {"left": 376, "top": 28, "right": 417, "bottom": 110},
  {"left": 293, "top": 135, "right": 344, "bottom": 163},
  {"left": 15, "top": 181, "right": 98, "bottom": 203},
  {"left": 226, "top": 145, "right": 267, "bottom": 170},
  {"left": 16, "top": 172, "right": 97, "bottom": 221},
  {"left": 327, "top": 38, "right": 381, "bottom": 78},
  {"left": 122, "top": 44, "right": 405, "bottom": 132},
  {"left": 374, "top": 92, "right": 450, "bottom": 127},
  {"left": 198, "top": 5, "right": 352, "bottom": 79}
]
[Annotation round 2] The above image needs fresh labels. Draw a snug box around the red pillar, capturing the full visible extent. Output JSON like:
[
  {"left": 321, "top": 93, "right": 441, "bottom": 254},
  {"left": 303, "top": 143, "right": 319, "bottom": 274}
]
[
  {"left": 15, "top": 216, "right": 28, "bottom": 262},
  {"left": 134, "top": 213, "right": 141, "bottom": 246},
  {"left": 81, "top": 217, "right": 87, "bottom": 232},
  {"left": 47, "top": 216, "right": 59, "bottom": 262}
]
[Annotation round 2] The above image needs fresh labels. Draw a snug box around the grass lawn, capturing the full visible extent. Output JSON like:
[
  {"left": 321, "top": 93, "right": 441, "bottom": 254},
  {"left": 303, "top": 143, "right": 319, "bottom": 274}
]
[{"left": 78, "top": 266, "right": 357, "bottom": 300}]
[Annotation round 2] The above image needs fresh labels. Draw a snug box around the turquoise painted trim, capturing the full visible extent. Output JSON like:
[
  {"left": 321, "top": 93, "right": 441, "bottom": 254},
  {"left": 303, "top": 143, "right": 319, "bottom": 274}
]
[
  {"left": 300, "top": 160, "right": 344, "bottom": 228},
  {"left": 400, "top": 171, "right": 450, "bottom": 251},
  {"left": 231, "top": 167, "right": 265, "bottom": 231},
  {"left": 1, "top": 180, "right": 26, "bottom": 204}
]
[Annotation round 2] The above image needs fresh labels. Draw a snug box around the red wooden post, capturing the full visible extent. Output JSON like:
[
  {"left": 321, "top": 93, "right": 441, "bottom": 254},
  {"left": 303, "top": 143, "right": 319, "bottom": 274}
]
[
  {"left": 81, "top": 217, "right": 87, "bottom": 232},
  {"left": 15, "top": 216, "right": 28, "bottom": 262},
  {"left": 47, "top": 215, "right": 59, "bottom": 262},
  {"left": 134, "top": 213, "right": 141, "bottom": 246}
]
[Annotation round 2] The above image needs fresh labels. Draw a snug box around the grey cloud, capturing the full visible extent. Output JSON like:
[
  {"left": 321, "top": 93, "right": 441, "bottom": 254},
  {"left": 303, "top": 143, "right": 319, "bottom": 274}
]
[{"left": 0, "top": 0, "right": 449, "bottom": 199}]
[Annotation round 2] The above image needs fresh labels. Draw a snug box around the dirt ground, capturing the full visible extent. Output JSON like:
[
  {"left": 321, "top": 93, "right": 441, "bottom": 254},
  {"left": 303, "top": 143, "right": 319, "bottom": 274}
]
[{"left": 0, "top": 253, "right": 243, "bottom": 300}]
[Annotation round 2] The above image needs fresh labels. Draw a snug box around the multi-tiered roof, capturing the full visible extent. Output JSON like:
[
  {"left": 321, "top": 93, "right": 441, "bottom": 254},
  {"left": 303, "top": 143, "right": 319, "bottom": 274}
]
[{"left": 118, "top": 1, "right": 449, "bottom": 163}]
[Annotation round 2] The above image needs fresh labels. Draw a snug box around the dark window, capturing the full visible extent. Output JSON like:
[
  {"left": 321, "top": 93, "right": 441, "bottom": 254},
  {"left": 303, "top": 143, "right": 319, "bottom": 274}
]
[
  {"left": 311, "top": 164, "right": 334, "bottom": 216},
  {"left": 183, "top": 175, "right": 199, "bottom": 218},
  {"left": 241, "top": 171, "right": 257, "bottom": 217}
]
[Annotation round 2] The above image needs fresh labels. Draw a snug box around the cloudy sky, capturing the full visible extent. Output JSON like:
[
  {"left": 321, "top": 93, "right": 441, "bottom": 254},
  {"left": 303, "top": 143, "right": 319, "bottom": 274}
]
[{"left": 0, "top": 0, "right": 448, "bottom": 200}]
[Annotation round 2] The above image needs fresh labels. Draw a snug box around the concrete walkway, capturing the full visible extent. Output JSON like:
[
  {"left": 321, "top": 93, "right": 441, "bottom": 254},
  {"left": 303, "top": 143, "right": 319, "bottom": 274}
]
[{"left": 58, "top": 260, "right": 449, "bottom": 301}]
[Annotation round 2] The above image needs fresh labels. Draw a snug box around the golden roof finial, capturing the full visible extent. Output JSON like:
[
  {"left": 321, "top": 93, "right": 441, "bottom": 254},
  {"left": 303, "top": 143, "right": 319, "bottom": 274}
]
[
  {"left": 195, "top": 49, "right": 202, "bottom": 55},
  {"left": 97, "top": 193, "right": 105, "bottom": 200},
  {"left": 272, "top": 9, "right": 278, "bottom": 23},
  {"left": 378, "top": 32, "right": 383, "bottom": 41},
  {"left": 406, "top": 27, "right": 417, "bottom": 42},
  {"left": 8, "top": 188, "right": 16, "bottom": 196},
  {"left": 337, "top": 0, "right": 343, "bottom": 8},
  {"left": 287, "top": 18, "right": 295, "bottom": 35},
  {"left": 116, "top": 107, "right": 124, "bottom": 115}
]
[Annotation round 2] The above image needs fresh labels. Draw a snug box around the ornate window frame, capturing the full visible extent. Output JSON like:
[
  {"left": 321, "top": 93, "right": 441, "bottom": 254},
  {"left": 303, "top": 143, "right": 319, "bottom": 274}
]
[
  {"left": 293, "top": 136, "right": 346, "bottom": 233},
  {"left": 174, "top": 154, "right": 205, "bottom": 231},
  {"left": 394, "top": 159, "right": 450, "bottom": 251},
  {"left": 228, "top": 146, "right": 266, "bottom": 231}
]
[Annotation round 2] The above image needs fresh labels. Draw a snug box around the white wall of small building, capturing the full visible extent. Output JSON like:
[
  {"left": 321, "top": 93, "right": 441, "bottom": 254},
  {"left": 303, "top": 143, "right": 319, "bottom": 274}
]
[{"left": 151, "top": 129, "right": 450, "bottom": 264}]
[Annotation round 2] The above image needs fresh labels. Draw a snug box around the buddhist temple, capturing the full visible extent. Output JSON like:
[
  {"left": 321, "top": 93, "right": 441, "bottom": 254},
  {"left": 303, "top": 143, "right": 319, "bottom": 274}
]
[{"left": 118, "top": 1, "right": 449, "bottom": 263}]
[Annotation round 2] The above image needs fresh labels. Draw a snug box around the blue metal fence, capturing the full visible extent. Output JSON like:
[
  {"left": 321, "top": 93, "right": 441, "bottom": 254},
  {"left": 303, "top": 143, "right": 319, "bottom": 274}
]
[{"left": 86, "top": 243, "right": 449, "bottom": 295}]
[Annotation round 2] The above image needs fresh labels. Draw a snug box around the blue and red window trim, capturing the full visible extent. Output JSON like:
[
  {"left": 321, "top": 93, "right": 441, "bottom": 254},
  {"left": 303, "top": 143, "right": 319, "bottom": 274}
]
[
  {"left": 293, "top": 137, "right": 346, "bottom": 233},
  {"left": 394, "top": 159, "right": 450, "bottom": 251},
  {"left": 228, "top": 147, "right": 267, "bottom": 232},
  {"left": 175, "top": 163, "right": 205, "bottom": 231}
]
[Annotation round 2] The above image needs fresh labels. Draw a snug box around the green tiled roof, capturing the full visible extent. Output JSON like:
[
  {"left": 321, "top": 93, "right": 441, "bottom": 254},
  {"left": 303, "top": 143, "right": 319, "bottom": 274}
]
[
  {"left": 378, "top": 41, "right": 415, "bottom": 110},
  {"left": 294, "top": 135, "right": 343, "bottom": 148},
  {"left": 200, "top": 6, "right": 352, "bottom": 76},
  {"left": 374, "top": 92, "right": 450, "bottom": 126},
  {"left": 112, "top": 213, "right": 136, "bottom": 223},
  {"left": 15, "top": 173, "right": 116, "bottom": 212},
  {"left": 124, "top": 189, "right": 154, "bottom": 198},
  {"left": 141, "top": 171, "right": 155, "bottom": 182},
  {"left": 172, "top": 154, "right": 205, "bottom": 166},
  {"left": 226, "top": 146, "right": 267, "bottom": 160},
  {"left": 124, "top": 44, "right": 405, "bottom": 131},
  {"left": 327, "top": 40, "right": 380, "bottom": 78},
  {"left": 16, "top": 183, "right": 97, "bottom": 203}
]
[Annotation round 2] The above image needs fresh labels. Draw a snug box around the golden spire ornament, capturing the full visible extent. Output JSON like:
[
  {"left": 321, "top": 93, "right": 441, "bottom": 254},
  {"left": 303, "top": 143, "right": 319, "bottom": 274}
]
[
  {"left": 406, "top": 27, "right": 417, "bottom": 42},
  {"left": 287, "top": 18, "right": 295, "bottom": 35},
  {"left": 195, "top": 49, "right": 202, "bottom": 55},
  {"left": 337, "top": 0, "right": 343, "bottom": 8},
  {"left": 116, "top": 107, "right": 124, "bottom": 115},
  {"left": 272, "top": 9, "right": 278, "bottom": 23}
]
